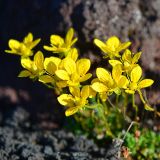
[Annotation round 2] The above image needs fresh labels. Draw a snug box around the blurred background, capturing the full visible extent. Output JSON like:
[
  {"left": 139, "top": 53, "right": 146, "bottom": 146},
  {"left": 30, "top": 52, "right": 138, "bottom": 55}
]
[{"left": 0, "top": 0, "right": 159, "bottom": 125}]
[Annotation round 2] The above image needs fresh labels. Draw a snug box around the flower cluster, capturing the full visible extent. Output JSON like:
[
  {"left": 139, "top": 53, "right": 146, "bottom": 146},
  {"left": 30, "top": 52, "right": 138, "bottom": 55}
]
[{"left": 5, "top": 28, "right": 155, "bottom": 119}]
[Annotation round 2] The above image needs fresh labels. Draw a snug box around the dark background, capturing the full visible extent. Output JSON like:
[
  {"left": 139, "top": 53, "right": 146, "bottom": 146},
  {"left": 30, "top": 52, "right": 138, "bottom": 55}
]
[{"left": 0, "top": 0, "right": 160, "bottom": 120}]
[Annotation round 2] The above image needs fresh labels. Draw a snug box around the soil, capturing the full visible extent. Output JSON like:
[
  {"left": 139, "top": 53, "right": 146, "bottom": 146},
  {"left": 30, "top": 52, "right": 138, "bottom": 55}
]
[{"left": 0, "top": 106, "right": 123, "bottom": 160}]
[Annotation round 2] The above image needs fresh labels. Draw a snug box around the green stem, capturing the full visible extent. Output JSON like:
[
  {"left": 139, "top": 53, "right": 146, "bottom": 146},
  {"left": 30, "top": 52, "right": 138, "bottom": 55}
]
[
  {"left": 137, "top": 90, "right": 146, "bottom": 105},
  {"left": 132, "top": 94, "right": 138, "bottom": 119}
]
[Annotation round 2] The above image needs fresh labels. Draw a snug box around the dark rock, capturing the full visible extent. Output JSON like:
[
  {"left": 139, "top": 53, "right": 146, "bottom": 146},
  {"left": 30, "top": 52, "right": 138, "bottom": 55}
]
[{"left": 0, "top": 106, "right": 116, "bottom": 159}]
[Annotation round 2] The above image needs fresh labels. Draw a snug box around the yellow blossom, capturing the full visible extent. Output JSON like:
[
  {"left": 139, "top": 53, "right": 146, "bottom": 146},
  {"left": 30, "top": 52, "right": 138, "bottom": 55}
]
[
  {"left": 125, "top": 66, "right": 154, "bottom": 94},
  {"left": 5, "top": 33, "right": 41, "bottom": 57},
  {"left": 38, "top": 56, "right": 62, "bottom": 84},
  {"left": 57, "top": 86, "right": 91, "bottom": 116},
  {"left": 44, "top": 28, "right": 77, "bottom": 56},
  {"left": 18, "top": 51, "right": 44, "bottom": 79},
  {"left": 94, "top": 36, "right": 131, "bottom": 59},
  {"left": 92, "top": 65, "right": 129, "bottom": 96},
  {"left": 109, "top": 49, "right": 142, "bottom": 73},
  {"left": 55, "top": 58, "right": 92, "bottom": 88}
]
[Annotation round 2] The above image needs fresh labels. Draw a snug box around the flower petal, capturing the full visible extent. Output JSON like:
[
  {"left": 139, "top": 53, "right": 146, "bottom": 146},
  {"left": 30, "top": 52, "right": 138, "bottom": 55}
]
[
  {"left": 118, "top": 76, "right": 129, "bottom": 88},
  {"left": 106, "top": 36, "right": 120, "bottom": 50},
  {"left": 118, "top": 41, "right": 131, "bottom": 51},
  {"left": 79, "top": 73, "right": 92, "bottom": 82},
  {"left": 109, "top": 60, "right": 122, "bottom": 67},
  {"left": 64, "top": 58, "right": 76, "bottom": 75},
  {"left": 65, "top": 107, "right": 78, "bottom": 116},
  {"left": 81, "top": 85, "right": 90, "bottom": 99},
  {"left": 69, "top": 87, "right": 80, "bottom": 97},
  {"left": 96, "top": 68, "right": 111, "bottom": 82},
  {"left": 138, "top": 79, "right": 154, "bottom": 89},
  {"left": 94, "top": 39, "right": 110, "bottom": 53},
  {"left": 66, "top": 48, "right": 78, "bottom": 61},
  {"left": 132, "top": 52, "right": 142, "bottom": 64},
  {"left": 21, "top": 58, "right": 32, "bottom": 70},
  {"left": 18, "top": 70, "right": 31, "bottom": 77},
  {"left": 23, "top": 33, "right": 33, "bottom": 43},
  {"left": 112, "top": 65, "right": 122, "bottom": 82},
  {"left": 122, "top": 49, "right": 132, "bottom": 62},
  {"left": 76, "top": 58, "right": 91, "bottom": 76},
  {"left": 8, "top": 39, "right": 20, "bottom": 50},
  {"left": 55, "top": 70, "right": 70, "bottom": 80},
  {"left": 65, "top": 28, "right": 74, "bottom": 46},
  {"left": 39, "top": 75, "right": 54, "bottom": 83},
  {"left": 34, "top": 51, "right": 44, "bottom": 70},
  {"left": 91, "top": 82, "right": 108, "bottom": 92},
  {"left": 44, "top": 57, "right": 61, "bottom": 74},
  {"left": 131, "top": 65, "right": 142, "bottom": 82},
  {"left": 57, "top": 94, "right": 73, "bottom": 106},
  {"left": 125, "top": 89, "right": 135, "bottom": 94},
  {"left": 50, "top": 35, "right": 64, "bottom": 46}
]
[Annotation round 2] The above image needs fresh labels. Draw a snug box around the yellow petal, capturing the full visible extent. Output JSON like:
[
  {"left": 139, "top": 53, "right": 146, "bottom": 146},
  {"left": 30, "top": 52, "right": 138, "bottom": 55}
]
[
  {"left": 57, "top": 94, "right": 73, "bottom": 106},
  {"left": 44, "top": 57, "right": 61, "bottom": 74},
  {"left": 65, "top": 107, "right": 78, "bottom": 116},
  {"left": 81, "top": 85, "right": 90, "bottom": 99},
  {"left": 23, "top": 33, "right": 33, "bottom": 43},
  {"left": 118, "top": 76, "right": 129, "bottom": 88},
  {"left": 118, "top": 41, "right": 131, "bottom": 51},
  {"left": 96, "top": 68, "right": 111, "bottom": 82},
  {"left": 70, "top": 38, "right": 78, "bottom": 46},
  {"left": 112, "top": 65, "right": 122, "bottom": 82},
  {"left": 109, "top": 60, "right": 122, "bottom": 67},
  {"left": 29, "top": 38, "right": 41, "bottom": 49},
  {"left": 125, "top": 89, "right": 135, "bottom": 94},
  {"left": 138, "top": 79, "right": 154, "bottom": 89},
  {"left": 106, "top": 36, "right": 120, "bottom": 50},
  {"left": 76, "top": 59, "right": 91, "bottom": 76},
  {"left": 131, "top": 66, "right": 142, "bottom": 82},
  {"left": 43, "top": 45, "right": 57, "bottom": 52},
  {"left": 21, "top": 58, "right": 32, "bottom": 70},
  {"left": 18, "top": 70, "right": 31, "bottom": 77},
  {"left": 122, "top": 49, "right": 132, "bottom": 62},
  {"left": 55, "top": 70, "right": 70, "bottom": 80},
  {"left": 132, "top": 52, "right": 142, "bottom": 64},
  {"left": 71, "top": 72, "right": 80, "bottom": 82},
  {"left": 91, "top": 82, "right": 108, "bottom": 92},
  {"left": 64, "top": 58, "right": 76, "bottom": 75},
  {"left": 69, "top": 87, "right": 80, "bottom": 97},
  {"left": 34, "top": 51, "right": 44, "bottom": 70},
  {"left": 56, "top": 81, "right": 67, "bottom": 88},
  {"left": 39, "top": 75, "right": 54, "bottom": 83},
  {"left": 66, "top": 48, "right": 78, "bottom": 61},
  {"left": 65, "top": 28, "right": 74, "bottom": 45},
  {"left": 50, "top": 35, "right": 64, "bottom": 46},
  {"left": 79, "top": 73, "right": 92, "bottom": 82},
  {"left": 9, "top": 39, "right": 20, "bottom": 50},
  {"left": 94, "top": 39, "right": 110, "bottom": 53}
]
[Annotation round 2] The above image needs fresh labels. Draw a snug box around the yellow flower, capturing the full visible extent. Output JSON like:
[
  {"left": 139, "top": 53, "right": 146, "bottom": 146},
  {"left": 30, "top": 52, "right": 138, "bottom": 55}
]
[
  {"left": 5, "top": 33, "right": 41, "bottom": 57},
  {"left": 94, "top": 36, "right": 131, "bottom": 59},
  {"left": 125, "top": 66, "right": 154, "bottom": 94},
  {"left": 55, "top": 58, "right": 92, "bottom": 88},
  {"left": 18, "top": 51, "right": 44, "bottom": 79},
  {"left": 109, "top": 49, "right": 142, "bottom": 73},
  {"left": 92, "top": 65, "right": 129, "bottom": 96},
  {"left": 44, "top": 28, "right": 77, "bottom": 55},
  {"left": 38, "top": 56, "right": 62, "bottom": 84},
  {"left": 58, "top": 86, "right": 91, "bottom": 116}
]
